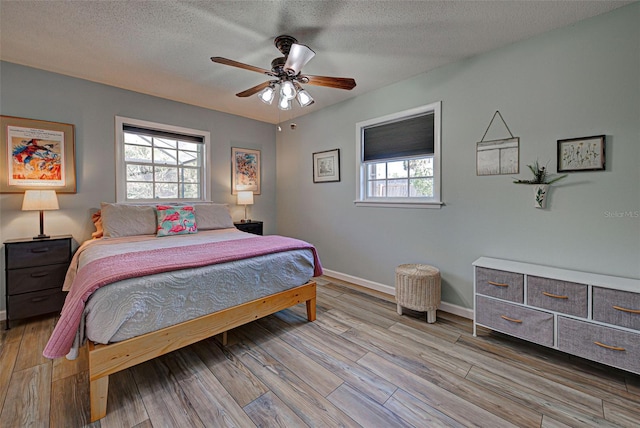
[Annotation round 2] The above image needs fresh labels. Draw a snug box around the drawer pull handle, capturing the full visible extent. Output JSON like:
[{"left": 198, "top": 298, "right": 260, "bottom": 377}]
[
  {"left": 500, "top": 315, "right": 522, "bottom": 323},
  {"left": 594, "top": 341, "right": 625, "bottom": 352},
  {"left": 30, "top": 297, "right": 49, "bottom": 303},
  {"left": 31, "top": 272, "right": 49, "bottom": 278},
  {"left": 542, "top": 292, "right": 568, "bottom": 299},
  {"left": 612, "top": 305, "right": 640, "bottom": 315},
  {"left": 488, "top": 281, "right": 508, "bottom": 287},
  {"left": 31, "top": 248, "right": 49, "bottom": 253}
]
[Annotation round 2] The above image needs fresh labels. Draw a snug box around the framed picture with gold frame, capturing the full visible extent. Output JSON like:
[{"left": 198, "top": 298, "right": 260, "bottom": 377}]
[{"left": 1, "top": 115, "right": 76, "bottom": 193}]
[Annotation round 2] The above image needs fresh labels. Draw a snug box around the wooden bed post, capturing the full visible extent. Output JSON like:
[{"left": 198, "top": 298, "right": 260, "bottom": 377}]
[
  {"left": 306, "top": 296, "right": 316, "bottom": 321},
  {"left": 90, "top": 375, "right": 109, "bottom": 422},
  {"left": 88, "top": 342, "right": 109, "bottom": 422}
]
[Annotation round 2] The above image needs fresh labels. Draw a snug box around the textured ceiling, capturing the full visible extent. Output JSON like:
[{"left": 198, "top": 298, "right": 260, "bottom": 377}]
[{"left": 0, "top": 1, "right": 633, "bottom": 124}]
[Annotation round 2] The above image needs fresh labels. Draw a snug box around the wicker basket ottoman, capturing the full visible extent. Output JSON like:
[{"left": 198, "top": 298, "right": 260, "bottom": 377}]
[{"left": 396, "top": 264, "right": 441, "bottom": 323}]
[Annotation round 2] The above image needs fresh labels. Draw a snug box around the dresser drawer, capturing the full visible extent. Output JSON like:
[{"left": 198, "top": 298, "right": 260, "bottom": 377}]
[
  {"left": 475, "top": 295, "right": 553, "bottom": 346},
  {"left": 6, "top": 263, "right": 68, "bottom": 295},
  {"left": 6, "top": 239, "right": 71, "bottom": 269},
  {"left": 475, "top": 267, "right": 524, "bottom": 303},
  {"left": 593, "top": 287, "right": 640, "bottom": 331},
  {"left": 7, "top": 288, "right": 66, "bottom": 320},
  {"left": 558, "top": 317, "right": 640, "bottom": 375},
  {"left": 527, "top": 276, "right": 587, "bottom": 317}
]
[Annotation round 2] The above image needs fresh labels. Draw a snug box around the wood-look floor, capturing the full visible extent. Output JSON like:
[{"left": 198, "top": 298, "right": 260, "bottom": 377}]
[{"left": 1, "top": 276, "right": 639, "bottom": 427}]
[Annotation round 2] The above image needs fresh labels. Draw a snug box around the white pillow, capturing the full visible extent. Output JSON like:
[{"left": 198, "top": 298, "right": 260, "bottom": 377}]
[
  {"left": 100, "top": 203, "right": 157, "bottom": 237},
  {"left": 193, "top": 203, "right": 234, "bottom": 230}
]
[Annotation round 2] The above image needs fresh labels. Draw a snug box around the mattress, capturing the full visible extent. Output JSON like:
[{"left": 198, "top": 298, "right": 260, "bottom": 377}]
[
  {"left": 85, "top": 248, "right": 314, "bottom": 343},
  {"left": 62, "top": 229, "right": 316, "bottom": 357}
]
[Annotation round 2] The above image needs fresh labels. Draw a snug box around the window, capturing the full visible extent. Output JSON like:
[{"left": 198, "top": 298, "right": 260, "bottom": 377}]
[
  {"left": 356, "top": 102, "right": 442, "bottom": 207},
  {"left": 115, "top": 116, "right": 211, "bottom": 202}
]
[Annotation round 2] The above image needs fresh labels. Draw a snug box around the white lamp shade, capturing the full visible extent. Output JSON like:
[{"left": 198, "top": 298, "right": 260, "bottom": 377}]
[
  {"left": 258, "top": 85, "right": 275, "bottom": 104},
  {"left": 278, "top": 95, "right": 292, "bottom": 111},
  {"left": 296, "top": 88, "right": 314, "bottom": 107},
  {"left": 284, "top": 43, "right": 316, "bottom": 75},
  {"left": 22, "top": 190, "right": 59, "bottom": 211},
  {"left": 280, "top": 80, "right": 296, "bottom": 100},
  {"left": 237, "top": 191, "right": 254, "bottom": 205}
]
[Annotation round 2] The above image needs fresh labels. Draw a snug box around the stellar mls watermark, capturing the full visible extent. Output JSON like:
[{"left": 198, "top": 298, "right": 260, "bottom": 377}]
[{"left": 604, "top": 210, "right": 639, "bottom": 218}]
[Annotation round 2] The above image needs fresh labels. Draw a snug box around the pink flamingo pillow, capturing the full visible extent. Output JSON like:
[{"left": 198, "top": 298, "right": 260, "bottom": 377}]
[{"left": 156, "top": 205, "right": 198, "bottom": 237}]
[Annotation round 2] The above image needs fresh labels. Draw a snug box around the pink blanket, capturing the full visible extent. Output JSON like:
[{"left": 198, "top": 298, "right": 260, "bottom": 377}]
[{"left": 43, "top": 235, "right": 322, "bottom": 359}]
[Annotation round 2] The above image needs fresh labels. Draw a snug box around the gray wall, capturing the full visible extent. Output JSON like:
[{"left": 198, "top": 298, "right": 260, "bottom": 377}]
[
  {"left": 0, "top": 63, "right": 277, "bottom": 312},
  {"left": 0, "top": 4, "right": 638, "bottom": 317},
  {"left": 276, "top": 4, "right": 640, "bottom": 310}
]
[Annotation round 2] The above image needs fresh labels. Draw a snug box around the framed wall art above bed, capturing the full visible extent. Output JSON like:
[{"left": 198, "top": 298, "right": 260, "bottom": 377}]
[
  {"left": 231, "top": 147, "right": 260, "bottom": 195},
  {"left": 0, "top": 115, "right": 76, "bottom": 193}
]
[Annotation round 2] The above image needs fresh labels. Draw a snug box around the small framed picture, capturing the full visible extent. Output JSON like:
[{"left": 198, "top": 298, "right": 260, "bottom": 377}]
[
  {"left": 313, "top": 149, "right": 340, "bottom": 183},
  {"left": 557, "top": 135, "right": 605, "bottom": 172}
]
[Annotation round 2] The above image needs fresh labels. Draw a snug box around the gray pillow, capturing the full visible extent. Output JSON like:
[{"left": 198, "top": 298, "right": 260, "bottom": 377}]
[
  {"left": 193, "top": 203, "right": 234, "bottom": 230},
  {"left": 100, "top": 203, "right": 157, "bottom": 237}
]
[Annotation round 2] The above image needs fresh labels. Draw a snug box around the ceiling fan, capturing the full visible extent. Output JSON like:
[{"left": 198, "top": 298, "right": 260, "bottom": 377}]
[{"left": 211, "top": 35, "right": 356, "bottom": 110}]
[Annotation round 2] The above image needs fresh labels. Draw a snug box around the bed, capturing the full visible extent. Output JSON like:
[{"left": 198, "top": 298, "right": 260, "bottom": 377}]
[{"left": 43, "top": 203, "right": 321, "bottom": 421}]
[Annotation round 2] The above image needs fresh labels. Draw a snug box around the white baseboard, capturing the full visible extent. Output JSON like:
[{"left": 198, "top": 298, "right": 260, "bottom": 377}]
[
  {"left": 322, "top": 268, "right": 473, "bottom": 320},
  {"left": 0, "top": 273, "right": 473, "bottom": 322}
]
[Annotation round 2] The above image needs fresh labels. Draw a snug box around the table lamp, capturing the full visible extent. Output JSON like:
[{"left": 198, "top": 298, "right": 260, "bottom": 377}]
[
  {"left": 237, "top": 191, "right": 254, "bottom": 223},
  {"left": 22, "top": 190, "right": 59, "bottom": 239}
]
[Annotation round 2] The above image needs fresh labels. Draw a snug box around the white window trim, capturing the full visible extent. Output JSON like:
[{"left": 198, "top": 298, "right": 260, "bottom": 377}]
[
  {"left": 354, "top": 101, "right": 442, "bottom": 208},
  {"left": 115, "top": 116, "right": 211, "bottom": 203}
]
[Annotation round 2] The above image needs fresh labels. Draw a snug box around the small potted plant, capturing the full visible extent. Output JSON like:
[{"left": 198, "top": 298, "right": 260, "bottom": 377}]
[{"left": 513, "top": 160, "right": 567, "bottom": 208}]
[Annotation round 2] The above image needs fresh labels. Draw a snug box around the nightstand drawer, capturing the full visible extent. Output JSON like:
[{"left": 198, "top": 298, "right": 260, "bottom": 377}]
[
  {"left": 476, "top": 295, "right": 553, "bottom": 346},
  {"left": 6, "top": 239, "right": 71, "bottom": 268},
  {"left": 527, "top": 276, "right": 587, "bottom": 317},
  {"left": 475, "top": 267, "right": 524, "bottom": 303},
  {"left": 558, "top": 317, "right": 640, "bottom": 375},
  {"left": 6, "top": 263, "right": 68, "bottom": 295},
  {"left": 593, "top": 287, "right": 640, "bottom": 331},
  {"left": 7, "top": 288, "right": 66, "bottom": 320}
]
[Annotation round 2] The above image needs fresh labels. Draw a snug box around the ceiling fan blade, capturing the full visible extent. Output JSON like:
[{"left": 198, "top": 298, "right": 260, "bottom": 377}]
[
  {"left": 303, "top": 75, "right": 357, "bottom": 90},
  {"left": 211, "top": 57, "right": 272, "bottom": 75},
  {"left": 235, "top": 81, "right": 272, "bottom": 97},
  {"left": 284, "top": 43, "right": 315, "bottom": 74}
]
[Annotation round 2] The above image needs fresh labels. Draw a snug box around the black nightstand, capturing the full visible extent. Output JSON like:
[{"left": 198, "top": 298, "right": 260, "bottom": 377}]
[
  {"left": 234, "top": 221, "right": 263, "bottom": 236},
  {"left": 4, "top": 235, "right": 72, "bottom": 329}
]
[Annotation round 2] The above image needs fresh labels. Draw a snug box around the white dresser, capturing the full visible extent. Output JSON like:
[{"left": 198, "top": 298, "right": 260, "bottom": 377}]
[{"left": 473, "top": 257, "right": 640, "bottom": 375}]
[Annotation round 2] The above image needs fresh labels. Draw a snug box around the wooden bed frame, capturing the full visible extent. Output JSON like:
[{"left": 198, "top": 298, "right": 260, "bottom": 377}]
[{"left": 87, "top": 281, "right": 316, "bottom": 421}]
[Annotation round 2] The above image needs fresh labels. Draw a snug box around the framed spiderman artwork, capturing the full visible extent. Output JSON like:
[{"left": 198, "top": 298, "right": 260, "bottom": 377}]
[{"left": 1, "top": 115, "right": 76, "bottom": 193}]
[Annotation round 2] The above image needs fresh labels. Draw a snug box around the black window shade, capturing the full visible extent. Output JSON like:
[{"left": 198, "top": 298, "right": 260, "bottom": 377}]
[
  {"left": 363, "top": 113, "right": 434, "bottom": 162},
  {"left": 123, "top": 125, "right": 204, "bottom": 143}
]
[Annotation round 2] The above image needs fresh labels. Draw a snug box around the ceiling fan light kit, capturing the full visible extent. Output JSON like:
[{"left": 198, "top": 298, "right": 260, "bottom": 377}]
[
  {"left": 280, "top": 80, "right": 297, "bottom": 100},
  {"left": 296, "top": 88, "right": 314, "bottom": 107},
  {"left": 278, "top": 96, "right": 292, "bottom": 111},
  {"left": 258, "top": 84, "right": 276, "bottom": 104},
  {"left": 211, "top": 34, "right": 356, "bottom": 112}
]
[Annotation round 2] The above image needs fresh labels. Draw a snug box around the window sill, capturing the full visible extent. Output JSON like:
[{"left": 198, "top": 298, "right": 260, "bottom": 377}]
[{"left": 354, "top": 200, "right": 443, "bottom": 209}]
